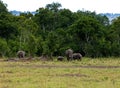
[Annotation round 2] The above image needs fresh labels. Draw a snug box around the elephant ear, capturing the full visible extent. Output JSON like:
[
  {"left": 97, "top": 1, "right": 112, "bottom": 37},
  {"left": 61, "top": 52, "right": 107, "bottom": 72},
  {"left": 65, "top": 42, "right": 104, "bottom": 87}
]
[
  {"left": 65, "top": 49, "right": 72, "bottom": 56},
  {"left": 67, "top": 49, "right": 73, "bottom": 53}
]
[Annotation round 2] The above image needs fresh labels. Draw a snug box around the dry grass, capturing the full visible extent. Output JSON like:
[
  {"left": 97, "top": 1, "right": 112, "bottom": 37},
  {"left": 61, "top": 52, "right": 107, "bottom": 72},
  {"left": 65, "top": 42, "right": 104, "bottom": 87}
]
[{"left": 0, "top": 57, "right": 120, "bottom": 88}]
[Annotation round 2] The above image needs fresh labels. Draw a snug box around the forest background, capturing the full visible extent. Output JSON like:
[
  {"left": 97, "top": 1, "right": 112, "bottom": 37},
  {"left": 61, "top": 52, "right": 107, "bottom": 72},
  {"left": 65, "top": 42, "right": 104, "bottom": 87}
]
[{"left": 0, "top": 0, "right": 120, "bottom": 58}]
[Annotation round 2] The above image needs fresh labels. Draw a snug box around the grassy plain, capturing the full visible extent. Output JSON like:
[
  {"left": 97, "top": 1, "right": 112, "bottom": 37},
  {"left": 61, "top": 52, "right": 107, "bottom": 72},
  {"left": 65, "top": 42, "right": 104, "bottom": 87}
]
[{"left": 0, "top": 57, "right": 120, "bottom": 88}]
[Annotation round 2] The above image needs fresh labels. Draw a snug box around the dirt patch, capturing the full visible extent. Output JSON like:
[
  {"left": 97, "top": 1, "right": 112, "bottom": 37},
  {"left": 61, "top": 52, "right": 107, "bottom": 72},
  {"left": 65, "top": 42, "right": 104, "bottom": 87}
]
[
  {"left": 2, "top": 59, "right": 120, "bottom": 69},
  {"left": 32, "top": 65, "right": 120, "bottom": 69},
  {"left": 73, "top": 65, "right": 120, "bottom": 69},
  {"left": 56, "top": 73, "right": 88, "bottom": 77},
  {"left": 4, "top": 64, "right": 120, "bottom": 69},
  {"left": 37, "top": 65, "right": 120, "bottom": 69},
  {"left": 4, "top": 58, "right": 35, "bottom": 62}
]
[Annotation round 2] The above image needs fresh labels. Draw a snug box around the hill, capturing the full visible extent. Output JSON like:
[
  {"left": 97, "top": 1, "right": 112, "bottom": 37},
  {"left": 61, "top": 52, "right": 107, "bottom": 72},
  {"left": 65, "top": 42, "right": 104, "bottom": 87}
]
[
  {"left": 100, "top": 13, "right": 120, "bottom": 22},
  {"left": 10, "top": 10, "right": 36, "bottom": 16},
  {"left": 10, "top": 10, "right": 120, "bottom": 22}
]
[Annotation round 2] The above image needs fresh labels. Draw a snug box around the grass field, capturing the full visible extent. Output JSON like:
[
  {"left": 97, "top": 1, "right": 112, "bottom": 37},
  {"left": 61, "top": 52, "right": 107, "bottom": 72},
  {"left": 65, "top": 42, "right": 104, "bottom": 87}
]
[{"left": 0, "top": 57, "right": 120, "bottom": 88}]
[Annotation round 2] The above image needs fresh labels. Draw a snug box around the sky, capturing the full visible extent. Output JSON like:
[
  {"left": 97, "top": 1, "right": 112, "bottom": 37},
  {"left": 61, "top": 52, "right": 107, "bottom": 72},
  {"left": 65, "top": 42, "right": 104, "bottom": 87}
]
[{"left": 2, "top": 0, "right": 120, "bottom": 13}]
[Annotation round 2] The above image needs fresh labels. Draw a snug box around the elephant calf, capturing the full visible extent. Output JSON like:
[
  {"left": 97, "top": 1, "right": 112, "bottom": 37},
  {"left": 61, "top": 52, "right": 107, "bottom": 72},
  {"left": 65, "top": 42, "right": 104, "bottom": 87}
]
[
  {"left": 57, "top": 56, "right": 64, "bottom": 61},
  {"left": 73, "top": 53, "right": 82, "bottom": 61},
  {"left": 17, "top": 50, "right": 25, "bottom": 58}
]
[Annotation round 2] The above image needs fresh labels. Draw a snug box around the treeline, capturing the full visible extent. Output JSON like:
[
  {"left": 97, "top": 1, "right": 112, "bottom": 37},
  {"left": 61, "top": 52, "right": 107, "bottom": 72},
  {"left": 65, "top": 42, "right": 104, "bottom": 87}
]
[{"left": 0, "top": 1, "right": 120, "bottom": 58}]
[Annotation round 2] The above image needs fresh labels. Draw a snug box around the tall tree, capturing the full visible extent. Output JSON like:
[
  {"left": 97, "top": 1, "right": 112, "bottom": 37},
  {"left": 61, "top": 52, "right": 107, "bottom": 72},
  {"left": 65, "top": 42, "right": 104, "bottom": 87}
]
[
  {"left": 46, "top": 2, "right": 62, "bottom": 30},
  {"left": 46, "top": 2, "right": 61, "bottom": 12},
  {"left": 0, "top": 37, "right": 9, "bottom": 57},
  {"left": 58, "top": 9, "right": 74, "bottom": 28},
  {"left": 0, "top": 0, "right": 8, "bottom": 13},
  {"left": 69, "top": 15, "right": 105, "bottom": 57},
  {"left": 34, "top": 8, "right": 54, "bottom": 32},
  {"left": 20, "top": 12, "right": 33, "bottom": 19},
  {"left": 0, "top": 14, "right": 18, "bottom": 39},
  {"left": 109, "top": 17, "right": 120, "bottom": 56}
]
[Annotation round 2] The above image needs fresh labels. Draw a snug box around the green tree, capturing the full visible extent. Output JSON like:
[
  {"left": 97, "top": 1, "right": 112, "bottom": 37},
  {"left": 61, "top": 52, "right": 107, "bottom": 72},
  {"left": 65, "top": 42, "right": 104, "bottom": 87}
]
[
  {"left": 0, "top": 0, "right": 8, "bottom": 13},
  {"left": 34, "top": 8, "right": 53, "bottom": 32},
  {"left": 58, "top": 9, "right": 74, "bottom": 28},
  {"left": 17, "top": 17, "right": 38, "bottom": 50},
  {"left": 46, "top": 2, "right": 61, "bottom": 12},
  {"left": 20, "top": 12, "right": 33, "bottom": 19},
  {"left": 0, "top": 14, "right": 18, "bottom": 39},
  {"left": 7, "top": 39, "right": 20, "bottom": 57},
  {"left": 26, "top": 34, "right": 38, "bottom": 57},
  {"left": 69, "top": 16, "right": 105, "bottom": 57},
  {"left": 111, "top": 17, "right": 120, "bottom": 45},
  {"left": 0, "top": 38, "right": 9, "bottom": 57},
  {"left": 75, "top": 10, "right": 109, "bottom": 26},
  {"left": 46, "top": 2, "right": 62, "bottom": 30},
  {"left": 0, "top": 1, "right": 18, "bottom": 39},
  {"left": 42, "top": 31, "right": 59, "bottom": 58},
  {"left": 109, "top": 17, "right": 120, "bottom": 56}
]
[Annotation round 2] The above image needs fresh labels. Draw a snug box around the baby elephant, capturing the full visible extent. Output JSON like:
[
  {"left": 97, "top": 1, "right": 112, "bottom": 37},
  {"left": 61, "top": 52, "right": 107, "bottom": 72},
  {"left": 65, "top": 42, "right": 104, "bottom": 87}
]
[
  {"left": 57, "top": 56, "right": 64, "bottom": 61},
  {"left": 17, "top": 50, "right": 25, "bottom": 58},
  {"left": 73, "top": 53, "right": 82, "bottom": 61}
]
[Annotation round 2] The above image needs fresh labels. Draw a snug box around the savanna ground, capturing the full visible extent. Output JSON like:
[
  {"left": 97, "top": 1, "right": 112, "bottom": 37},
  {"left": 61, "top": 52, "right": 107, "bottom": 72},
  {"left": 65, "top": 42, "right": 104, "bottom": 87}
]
[{"left": 0, "top": 57, "right": 120, "bottom": 88}]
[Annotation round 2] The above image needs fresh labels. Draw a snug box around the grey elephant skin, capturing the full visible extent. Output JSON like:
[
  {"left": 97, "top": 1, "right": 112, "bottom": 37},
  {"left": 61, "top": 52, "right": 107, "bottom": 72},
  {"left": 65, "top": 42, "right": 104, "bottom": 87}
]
[
  {"left": 17, "top": 50, "right": 25, "bottom": 58},
  {"left": 73, "top": 53, "right": 82, "bottom": 61},
  {"left": 57, "top": 56, "right": 64, "bottom": 61},
  {"left": 65, "top": 49, "right": 73, "bottom": 61}
]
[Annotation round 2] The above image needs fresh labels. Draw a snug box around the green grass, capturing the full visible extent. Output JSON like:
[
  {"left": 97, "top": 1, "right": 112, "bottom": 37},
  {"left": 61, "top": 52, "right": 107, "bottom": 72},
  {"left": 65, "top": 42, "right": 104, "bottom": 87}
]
[{"left": 0, "top": 57, "right": 120, "bottom": 88}]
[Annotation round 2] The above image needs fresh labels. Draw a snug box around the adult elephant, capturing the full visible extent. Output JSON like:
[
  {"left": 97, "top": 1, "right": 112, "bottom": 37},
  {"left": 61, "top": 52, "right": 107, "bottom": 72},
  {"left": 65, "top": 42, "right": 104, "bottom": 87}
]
[
  {"left": 73, "top": 53, "right": 82, "bottom": 61},
  {"left": 65, "top": 49, "right": 73, "bottom": 61},
  {"left": 17, "top": 50, "right": 25, "bottom": 59}
]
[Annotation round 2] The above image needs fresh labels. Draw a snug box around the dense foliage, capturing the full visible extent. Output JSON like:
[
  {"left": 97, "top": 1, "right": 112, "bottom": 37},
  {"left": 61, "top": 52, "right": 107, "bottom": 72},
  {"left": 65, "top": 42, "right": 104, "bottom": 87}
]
[{"left": 0, "top": 1, "right": 120, "bottom": 58}]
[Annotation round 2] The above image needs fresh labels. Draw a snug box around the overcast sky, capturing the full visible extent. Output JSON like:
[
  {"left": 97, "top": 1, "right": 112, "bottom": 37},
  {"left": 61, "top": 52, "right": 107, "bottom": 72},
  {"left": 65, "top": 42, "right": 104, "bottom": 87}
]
[{"left": 2, "top": 0, "right": 120, "bottom": 13}]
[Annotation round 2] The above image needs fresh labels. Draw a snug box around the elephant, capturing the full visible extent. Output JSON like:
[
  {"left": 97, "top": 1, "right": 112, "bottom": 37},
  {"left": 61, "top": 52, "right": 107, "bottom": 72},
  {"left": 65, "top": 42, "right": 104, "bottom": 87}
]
[
  {"left": 72, "top": 53, "right": 82, "bottom": 61},
  {"left": 57, "top": 56, "right": 64, "bottom": 61},
  {"left": 17, "top": 50, "right": 25, "bottom": 58},
  {"left": 65, "top": 49, "right": 73, "bottom": 61}
]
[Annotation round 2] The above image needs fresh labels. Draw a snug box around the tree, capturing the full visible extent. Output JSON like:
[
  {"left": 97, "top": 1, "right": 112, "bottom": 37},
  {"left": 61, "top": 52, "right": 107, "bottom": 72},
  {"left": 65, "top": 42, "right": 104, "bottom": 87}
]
[
  {"left": 0, "top": 1, "right": 119, "bottom": 58},
  {"left": 20, "top": 12, "right": 33, "bottom": 19},
  {"left": 0, "top": 15, "right": 18, "bottom": 39},
  {"left": 109, "top": 17, "right": 120, "bottom": 56},
  {"left": 46, "top": 2, "right": 62, "bottom": 30},
  {"left": 34, "top": 8, "right": 54, "bottom": 32},
  {"left": 46, "top": 2, "right": 61, "bottom": 12},
  {"left": 111, "top": 17, "right": 120, "bottom": 45},
  {"left": 0, "top": 0, "right": 8, "bottom": 13},
  {"left": 42, "top": 31, "right": 59, "bottom": 58},
  {"left": 26, "top": 34, "right": 38, "bottom": 57},
  {"left": 58, "top": 9, "right": 75, "bottom": 28},
  {"left": 0, "top": 1, "right": 17, "bottom": 39},
  {"left": 0, "top": 37, "right": 9, "bottom": 57},
  {"left": 76, "top": 10, "right": 109, "bottom": 26},
  {"left": 17, "top": 17, "right": 38, "bottom": 50},
  {"left": 69, "top": 15, "right": 106, "bottom": 57}
]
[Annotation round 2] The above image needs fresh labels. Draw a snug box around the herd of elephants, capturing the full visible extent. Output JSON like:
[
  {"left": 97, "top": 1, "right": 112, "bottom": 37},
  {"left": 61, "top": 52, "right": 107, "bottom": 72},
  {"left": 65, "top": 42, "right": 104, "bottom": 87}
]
[{"left": 17, "top": 49, "right": 83, "bottom": 61}]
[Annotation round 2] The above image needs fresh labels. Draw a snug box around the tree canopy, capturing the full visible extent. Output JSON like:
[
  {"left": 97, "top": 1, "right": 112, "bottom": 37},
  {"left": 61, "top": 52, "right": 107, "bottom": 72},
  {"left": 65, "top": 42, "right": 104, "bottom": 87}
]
[{"left": 0, "top": 1, "right": 120, "bottom": 58}]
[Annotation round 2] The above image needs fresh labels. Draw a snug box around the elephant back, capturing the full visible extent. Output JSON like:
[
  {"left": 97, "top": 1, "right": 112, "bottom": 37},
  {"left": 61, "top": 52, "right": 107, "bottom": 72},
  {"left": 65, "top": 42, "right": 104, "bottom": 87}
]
[{"left": 73, "top": 53, "right": 82, "bottom": 60}]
